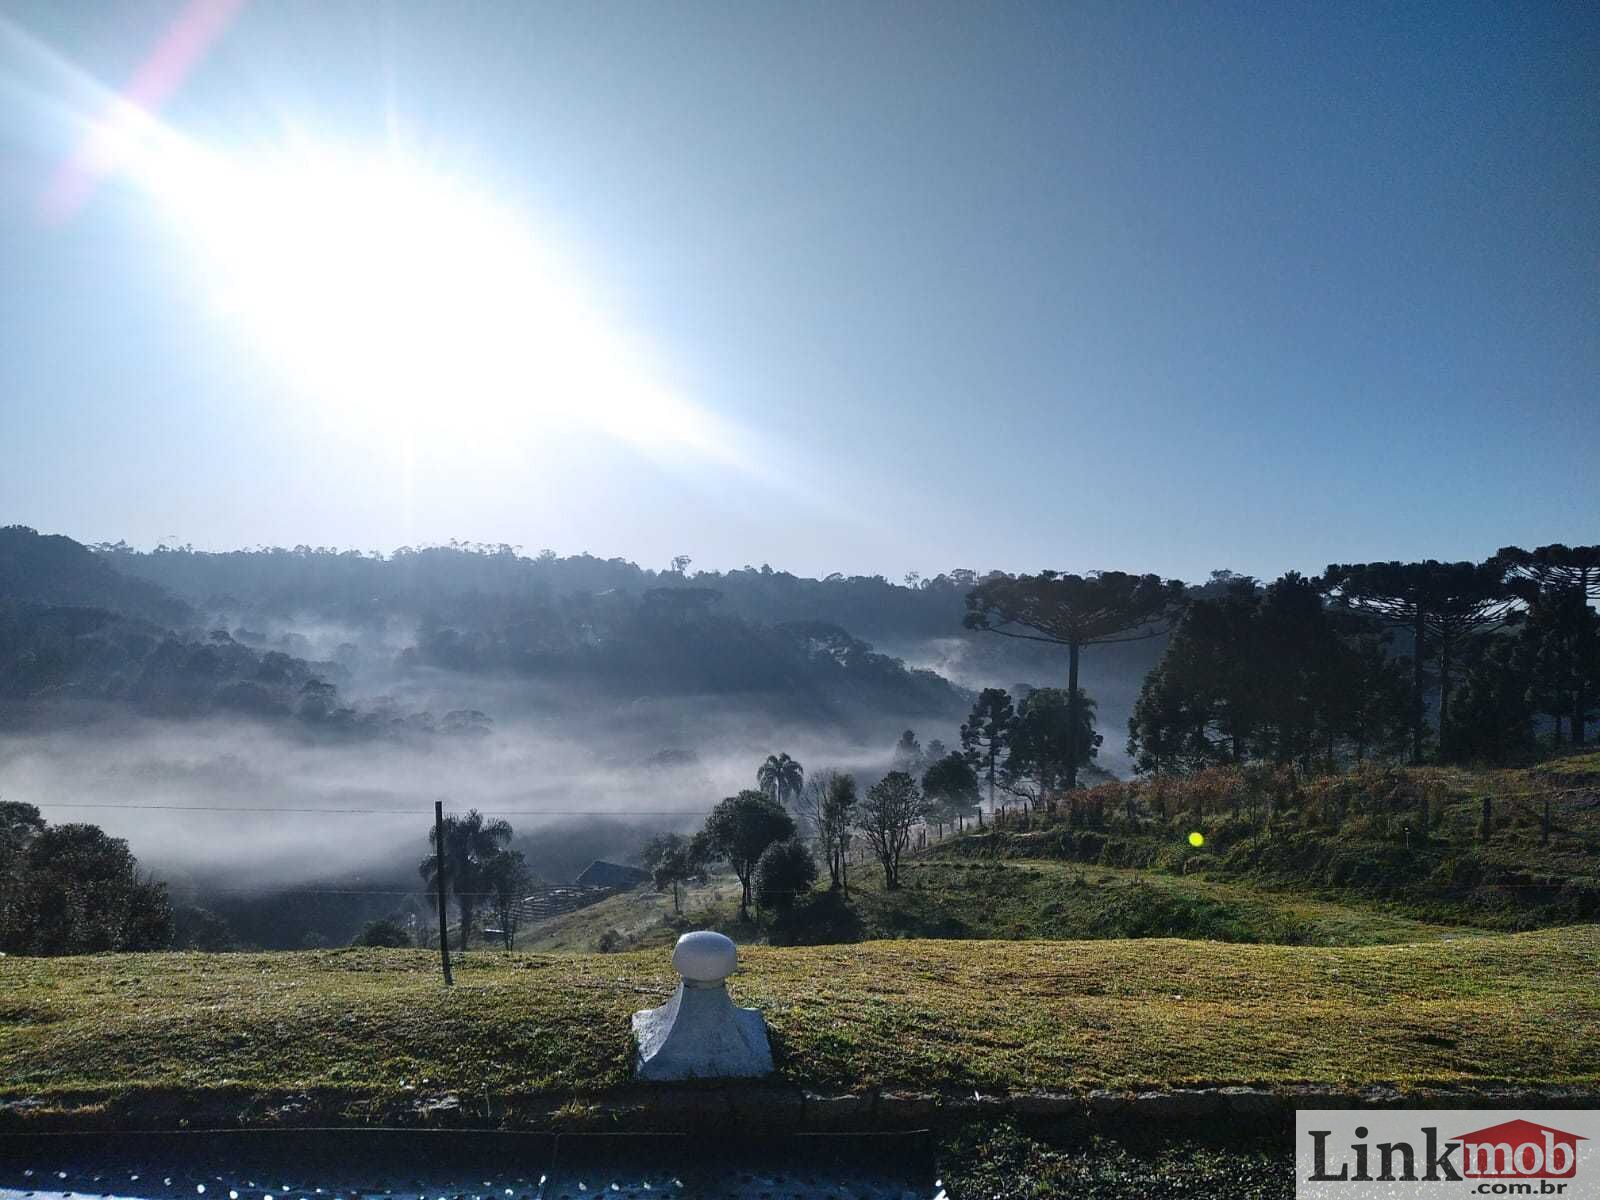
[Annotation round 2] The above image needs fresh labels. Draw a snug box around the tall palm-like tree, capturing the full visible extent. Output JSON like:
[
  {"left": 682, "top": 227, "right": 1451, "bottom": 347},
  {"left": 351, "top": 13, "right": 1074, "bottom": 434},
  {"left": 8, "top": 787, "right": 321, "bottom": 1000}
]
[
  {"left": 966, "top": 572, "right": 1186, "bottom": 789},
  {"left": 757, "top": 752, "right": 805, "bottom": 809},
  {"left": 419, "top": 808, "right": 514, "bottom": 950}
]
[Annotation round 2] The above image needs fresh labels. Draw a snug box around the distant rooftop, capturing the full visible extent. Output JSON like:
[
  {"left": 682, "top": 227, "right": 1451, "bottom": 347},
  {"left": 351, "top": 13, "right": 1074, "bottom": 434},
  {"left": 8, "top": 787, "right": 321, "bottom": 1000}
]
[{"left": 575, "top": 859, "right": 650, "bottom": 889}]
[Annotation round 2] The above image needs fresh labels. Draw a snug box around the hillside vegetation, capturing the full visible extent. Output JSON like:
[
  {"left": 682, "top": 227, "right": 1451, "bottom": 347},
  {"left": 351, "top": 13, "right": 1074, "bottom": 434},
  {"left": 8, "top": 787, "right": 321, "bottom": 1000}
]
[
  {"left": 2, "top": 928, "right": 1597, "bottom": 1122},
  {"left": 926, "top": 758, "right": 1600, "bottom": 929},
  {"left": 525, "top": 757, "right": 1596, "bottom": 954},
  {"left": 529, "top": 861, "right": 1461, "bottom": 953},
  {"left": 1, "top": 527, "right": 973, "bottom": 734}
]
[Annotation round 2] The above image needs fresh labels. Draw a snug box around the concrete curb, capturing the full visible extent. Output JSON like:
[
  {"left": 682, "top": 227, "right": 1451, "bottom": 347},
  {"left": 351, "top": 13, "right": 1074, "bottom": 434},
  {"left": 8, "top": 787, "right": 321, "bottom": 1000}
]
[{"left": 6, "top": 1083, "right": 1599, "bottom": 1135}]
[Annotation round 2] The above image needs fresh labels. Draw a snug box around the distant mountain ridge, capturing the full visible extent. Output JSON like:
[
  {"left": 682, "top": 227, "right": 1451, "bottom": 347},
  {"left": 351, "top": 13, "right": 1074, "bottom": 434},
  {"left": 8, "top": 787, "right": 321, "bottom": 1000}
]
[
  {"left": 1, "top": 526, "right": 191, "bottom": 627},
  {"left": 92, "top": 540, "right": 1171, "bottom": 751},
  {"left": 0, "top": 529, "right": 976, "bottom": 735}
]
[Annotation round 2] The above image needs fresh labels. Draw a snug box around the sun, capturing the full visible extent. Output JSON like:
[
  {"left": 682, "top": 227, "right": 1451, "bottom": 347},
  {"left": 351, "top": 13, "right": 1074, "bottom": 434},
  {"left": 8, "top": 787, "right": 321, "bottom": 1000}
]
[{"left": 136, "top": 141, "right": 724, "bottom": 458}]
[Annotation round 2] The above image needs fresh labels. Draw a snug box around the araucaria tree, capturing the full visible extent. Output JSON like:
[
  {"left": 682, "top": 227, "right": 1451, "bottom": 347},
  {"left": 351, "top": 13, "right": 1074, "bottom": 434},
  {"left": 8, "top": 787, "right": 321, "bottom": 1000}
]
[
  {"left": 757, "top": 752, "right": 805, "bottom": 808},
  {"left": 960, "top": 688, "right": 1015, "bottom": 819},
  {"left": 1499, "top": 545, "right": 1600, "bottom": 746},
  {"left": 419, "top": 808, "right": 514, "bottom": 950},
  {"left": 1127, "top": 578, "right": 1261, "bottom": 772},
  {"left": 1320, "top": 560, "right": 1512, "bottom": 761},
  {"left": 890, "top": 730, "right": 924, "bottom": 776},
  {"left": 856, "top": 771, "right": 926, "bottom": 890},
  {"left": 965, "top": 571, "right": 1186, "bottom": 789},
  {"left": 703, "top": 790, "right": 796, "bottom": 920},
  {"left": 1129, "top": 573, "right": 1413, "bottom": 772}
]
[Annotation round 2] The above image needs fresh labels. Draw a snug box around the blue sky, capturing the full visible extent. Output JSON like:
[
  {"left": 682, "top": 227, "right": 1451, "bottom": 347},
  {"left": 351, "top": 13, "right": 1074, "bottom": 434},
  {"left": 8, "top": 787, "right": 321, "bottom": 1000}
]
[{"left": 1, "top": 0, "right": 1595, "bottom": 583}]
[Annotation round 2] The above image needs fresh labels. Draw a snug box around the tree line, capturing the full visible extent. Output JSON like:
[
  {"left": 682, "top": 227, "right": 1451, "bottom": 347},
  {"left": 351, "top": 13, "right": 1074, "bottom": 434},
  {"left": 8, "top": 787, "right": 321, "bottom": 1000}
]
[
  {"left": 0, "top": 800, "right": 172, "bottom": 954},
  {"left": 639, "top": 743, "right": 986, "bottom": 925},
  {"left": 963, "top": 547, "right": 1598, "bottom": 776}
]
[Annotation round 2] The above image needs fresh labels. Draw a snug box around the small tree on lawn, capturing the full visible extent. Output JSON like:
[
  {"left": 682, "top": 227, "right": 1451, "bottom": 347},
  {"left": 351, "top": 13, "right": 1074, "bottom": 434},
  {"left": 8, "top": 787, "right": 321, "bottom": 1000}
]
[
  {"left": 640, "top": 832, "right": 708, "bottom": 915},
  {"left": 857, "top": 771, "right": 926, "bottom": 890},
  {"left": 484, "top": 848, "right": 533, "bottom": 951},
  {"left": 703, "top": 790, "right": 795, "bottom": 920},
  {"left": 797, "top": 770, "right": 858, "bottom": 890}
]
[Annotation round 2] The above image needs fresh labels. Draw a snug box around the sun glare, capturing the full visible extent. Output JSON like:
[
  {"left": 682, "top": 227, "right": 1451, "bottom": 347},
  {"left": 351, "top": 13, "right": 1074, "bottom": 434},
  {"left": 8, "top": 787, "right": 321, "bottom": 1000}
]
[{"left": 136, "top": 142, "right": 724, "bottom": 459}]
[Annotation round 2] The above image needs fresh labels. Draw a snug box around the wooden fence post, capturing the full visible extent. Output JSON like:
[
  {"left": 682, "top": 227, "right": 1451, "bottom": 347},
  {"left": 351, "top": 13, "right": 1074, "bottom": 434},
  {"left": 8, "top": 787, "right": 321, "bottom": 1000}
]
[{"left": 435, "top": 800, "right": 453, "bottom": 986}]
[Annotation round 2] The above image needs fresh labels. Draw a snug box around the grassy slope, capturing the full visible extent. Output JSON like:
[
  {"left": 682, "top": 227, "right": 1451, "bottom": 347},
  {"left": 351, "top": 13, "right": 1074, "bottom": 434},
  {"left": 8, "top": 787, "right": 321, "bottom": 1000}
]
[
  {"left": 853, "top": 861, "right": 1461, "bottom": 945},
  {"left": 522, "top": 757, "right": 1600, "bottom": 953},
  {"left": 518, "top": 876, "right": 735, "bottom": 952},
  {"left": 919, "top": 756, "right": 1600, "bottom": 931},
  {"left": 4, "top": 928, "right": 1598, "bottom": 1110},
  {"left": 526, "top": 861, "right": 1461, "bottom": 953}
]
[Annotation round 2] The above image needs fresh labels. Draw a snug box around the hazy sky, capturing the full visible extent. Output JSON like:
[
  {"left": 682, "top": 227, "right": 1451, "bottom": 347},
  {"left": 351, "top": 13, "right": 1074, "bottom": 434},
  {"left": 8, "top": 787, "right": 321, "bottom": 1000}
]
[{"left": 2, "top": 1, "right": 1595, "bottom": 584}]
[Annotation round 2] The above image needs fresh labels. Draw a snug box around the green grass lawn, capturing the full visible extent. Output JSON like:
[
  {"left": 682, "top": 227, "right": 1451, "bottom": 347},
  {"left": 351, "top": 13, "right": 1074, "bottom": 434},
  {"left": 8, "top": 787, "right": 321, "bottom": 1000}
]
[{"left": 4, "top": 927, "right": 1597, "bottom": 1118}]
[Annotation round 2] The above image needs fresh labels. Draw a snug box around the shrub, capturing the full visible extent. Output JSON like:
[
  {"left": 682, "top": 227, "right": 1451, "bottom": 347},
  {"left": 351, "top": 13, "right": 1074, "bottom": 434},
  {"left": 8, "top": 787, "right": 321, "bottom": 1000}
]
[
  {"left": 173, "top": 906, "right": 239, "bottom": 951},
  {"left": 754, "top": 838, "right": 818, "bottom": 912},
  {"left": 768, "top": 887, "right": 863, "bottom": 945},
  {"left": 352, "top": 918, "right": 412, "bottom": 948}
]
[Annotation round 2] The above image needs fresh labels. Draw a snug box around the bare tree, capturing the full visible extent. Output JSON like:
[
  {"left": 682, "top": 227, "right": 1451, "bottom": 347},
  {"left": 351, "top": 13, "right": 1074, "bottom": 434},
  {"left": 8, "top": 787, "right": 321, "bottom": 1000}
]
[
  {"left": 485, "top": 849, "right": 532, "bottom": 951},
  {"left": 797, "top": 770, "right": 857, "bottom": 889},
  {"left": 856, "top": 771, "right": 925, "bottom": 890}
]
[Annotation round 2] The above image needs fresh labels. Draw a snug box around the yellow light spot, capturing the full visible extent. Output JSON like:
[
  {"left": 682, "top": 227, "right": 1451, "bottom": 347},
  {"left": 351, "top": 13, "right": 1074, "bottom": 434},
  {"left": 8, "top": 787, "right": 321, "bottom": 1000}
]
[{"left": 1188, "top": 831, "right": 1205, "bottom": 848}]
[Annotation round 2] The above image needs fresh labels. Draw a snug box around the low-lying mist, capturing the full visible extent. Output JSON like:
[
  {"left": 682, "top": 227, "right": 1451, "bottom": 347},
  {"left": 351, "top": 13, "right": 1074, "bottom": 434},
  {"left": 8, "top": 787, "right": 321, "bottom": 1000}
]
[{"left": 0, "top": 694, "right": 940, "bottom": 895}]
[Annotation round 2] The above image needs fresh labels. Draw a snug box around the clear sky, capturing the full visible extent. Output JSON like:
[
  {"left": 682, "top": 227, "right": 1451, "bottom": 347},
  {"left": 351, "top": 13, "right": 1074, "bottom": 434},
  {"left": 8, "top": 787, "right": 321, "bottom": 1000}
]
[{"left": 1, "top": 0, "right": 1595, "bottom": 584}]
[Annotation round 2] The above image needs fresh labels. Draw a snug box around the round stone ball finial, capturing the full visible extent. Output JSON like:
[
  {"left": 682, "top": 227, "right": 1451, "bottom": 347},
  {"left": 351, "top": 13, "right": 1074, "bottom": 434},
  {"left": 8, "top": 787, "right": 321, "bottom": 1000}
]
[{"left": 671, "top": 930, "right": 737, "bottom": 984}]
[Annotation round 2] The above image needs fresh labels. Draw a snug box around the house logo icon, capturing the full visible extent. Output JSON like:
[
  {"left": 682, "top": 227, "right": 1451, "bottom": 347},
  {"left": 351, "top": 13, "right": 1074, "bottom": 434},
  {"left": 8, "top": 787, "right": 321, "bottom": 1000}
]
[{"left": 1452, "top": 1118, "right": 1587, "bottom": 1180}]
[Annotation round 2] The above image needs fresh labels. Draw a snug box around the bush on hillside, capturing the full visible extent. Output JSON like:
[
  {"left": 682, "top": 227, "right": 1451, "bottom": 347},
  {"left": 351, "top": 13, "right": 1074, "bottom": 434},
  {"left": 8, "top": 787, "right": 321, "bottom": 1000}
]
[
  {"left": 754, "top": 838, "right": 818, "bottom": 912},
  {"left": 173, "top": 905, "right": 240, "bottom": 951},
  {"left": 768, "top": 887, "right": 864, "bottom": 945},
  {"left": 352, "top": 918, "right": 412, "bottom": 948}
]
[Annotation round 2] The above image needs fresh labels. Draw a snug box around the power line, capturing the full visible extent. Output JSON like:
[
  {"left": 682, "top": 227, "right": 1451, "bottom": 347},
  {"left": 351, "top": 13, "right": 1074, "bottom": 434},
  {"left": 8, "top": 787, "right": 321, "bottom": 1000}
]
[
  {"left": 27, "top": 782, "right": 1597, "bottom": 817},
  {"left": 29, "top": 802, "right": 715, "bottom": 815}
]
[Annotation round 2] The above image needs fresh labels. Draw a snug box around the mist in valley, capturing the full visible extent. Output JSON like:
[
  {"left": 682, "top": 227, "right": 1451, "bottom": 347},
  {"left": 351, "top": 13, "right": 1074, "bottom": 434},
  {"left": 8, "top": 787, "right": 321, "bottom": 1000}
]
[
  {"left": 0, "top": 529, "right": 1160, "bottom": 946},
  {"left": 0, "top": 646, "right": 982, "bottom": 945}
]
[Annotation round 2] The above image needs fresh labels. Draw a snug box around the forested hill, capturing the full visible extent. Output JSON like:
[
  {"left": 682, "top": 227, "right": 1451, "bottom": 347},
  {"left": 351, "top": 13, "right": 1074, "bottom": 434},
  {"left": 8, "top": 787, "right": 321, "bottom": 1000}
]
[
  {"left": 95, "top": 541, "right": 1179, "bottom": 741},
  {"left": 1, "top": 526, "right": 190, "bottom": 627},
  {"left": 98, "top": 542, "right": 1170, "bottom": 680},
  {"left": 0, "top": 529, "right": 974, "bottom": 734},
  {"left": 98, "top": 541, "right": 969, "bottom": 640}
]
